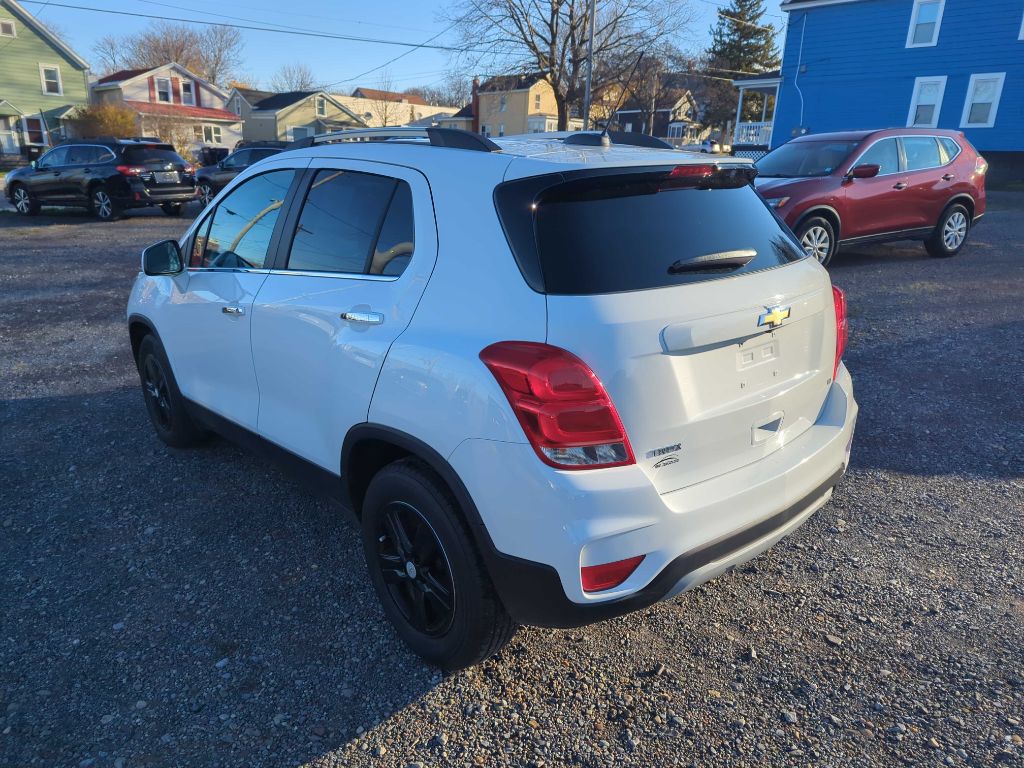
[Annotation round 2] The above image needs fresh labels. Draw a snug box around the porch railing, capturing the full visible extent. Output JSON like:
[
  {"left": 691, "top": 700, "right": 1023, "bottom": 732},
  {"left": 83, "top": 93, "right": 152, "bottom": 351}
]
[{"left": 733, "top": 121, "right": 772, "bottom": 145}]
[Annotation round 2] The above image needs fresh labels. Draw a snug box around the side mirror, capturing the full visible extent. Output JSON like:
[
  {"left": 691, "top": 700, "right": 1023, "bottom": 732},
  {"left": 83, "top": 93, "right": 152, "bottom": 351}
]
[
  {"left": 30, "top": 160, "right": 37, "bottom": 169},
  {"left": 847, "top": 163, "right": 880, "bottom": 180},
  {"left": 217, "top": 160, "right": 225, "bottom": 169},
  {"left": 142, "top": 239, "right": 184, "bottom": 276}
]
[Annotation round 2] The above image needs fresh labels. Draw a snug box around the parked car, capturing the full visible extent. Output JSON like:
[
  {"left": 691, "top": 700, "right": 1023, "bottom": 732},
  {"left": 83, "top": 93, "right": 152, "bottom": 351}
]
[
  {"left": 755, "top": 128, "right": 987, "bottom": 266},
  {"left": 196, "top": 144, "right": 286, "bottom": 207},
  {"left": 680, "top": 138, "right": 727, "bottom": 154},
  {"left": 6, "top": 139, "right": 197, "bottom": 220},
  {"left": 128, "top": 127, "right": 857, "bottom": 669}
]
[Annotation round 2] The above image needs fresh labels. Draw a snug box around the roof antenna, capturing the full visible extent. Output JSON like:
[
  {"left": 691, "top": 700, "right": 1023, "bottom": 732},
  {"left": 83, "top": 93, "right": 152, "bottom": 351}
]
[{"left": 600, "top": 52, "right": 645, "bottom": 147}]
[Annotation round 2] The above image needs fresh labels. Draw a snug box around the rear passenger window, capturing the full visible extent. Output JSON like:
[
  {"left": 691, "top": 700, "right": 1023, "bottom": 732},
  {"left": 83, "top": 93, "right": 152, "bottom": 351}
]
[
  {"left": 903, "top": 137, "right": 941, "bottom": 171},
  {"left": 369, "top": 182, "right": 415, "bottom": 276},
  {"left": 285, "top": 169, "right": 398, "bottom": 274},
  {"left": 857, "top": 138, "right": 899, "bottom": 175},
  {"left": 938, "top": 137, "right": 961, "bottom": 163},
  {"left": 191, "top": 169, "right": 296, "bottom": 269}
]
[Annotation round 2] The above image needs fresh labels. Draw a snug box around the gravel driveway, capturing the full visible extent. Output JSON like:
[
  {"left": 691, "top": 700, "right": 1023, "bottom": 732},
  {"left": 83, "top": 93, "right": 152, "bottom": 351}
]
[{"left": 1, "top": 198, "right": 1022, "bottom": 768}]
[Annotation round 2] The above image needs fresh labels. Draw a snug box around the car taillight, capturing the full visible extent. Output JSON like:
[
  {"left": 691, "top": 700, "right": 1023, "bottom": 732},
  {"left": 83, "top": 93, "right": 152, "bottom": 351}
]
[
  {"left": 975, "top": 156, "right": 988, "bottom": 175},
  {"left": 116, "top": 165, "right": 145, "bottom": 176},
  {"left": 663, "top": 164, "right": 757, "bottom": 190},
  {"left": 183, "top": 165, "right": 194, "bottom": 174},
  {"left": 832, "top": 285, "right": 848, "bottom": 378},
  {"left": 479, "top": 341, "right": 635, "bottom": 470},
  {"left": 582, "top": 555, "right": 645, "bottom": 592}
]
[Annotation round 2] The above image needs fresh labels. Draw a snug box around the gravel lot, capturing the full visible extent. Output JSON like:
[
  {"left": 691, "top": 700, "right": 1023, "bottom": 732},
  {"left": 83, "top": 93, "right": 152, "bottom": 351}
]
[{"left": 1, "top": 197, "right": 1022, "bottom": 768}]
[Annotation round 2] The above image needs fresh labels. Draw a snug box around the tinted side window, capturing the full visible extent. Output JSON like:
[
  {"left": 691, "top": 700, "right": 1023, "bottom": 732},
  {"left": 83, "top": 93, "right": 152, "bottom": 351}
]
[
  {"left": 223, "top": 150, "right": 249, "bottom": 168},
  {"left": 903, "top": 137, "right": 941, "bottom": 171},
  {"left": 938, "top": 137, "right": 961, "bottom": 163},
  {"left": 286, "top": 169, "right": 396, "bottom": 274},
  {"left": 250, "top": 149, "right": 280, "bottom": 162},
  {"left": 370, "top": 182, "right": 415, "bottom": 276},
  {"left": 856, "top": 138, "right": 899, "bottom": 175},
  {"left": 193, "top": 170, "right": 296, "bottom": 269},
  {"left": 38, "top": 147, "right": 68, "bottom": 168}
]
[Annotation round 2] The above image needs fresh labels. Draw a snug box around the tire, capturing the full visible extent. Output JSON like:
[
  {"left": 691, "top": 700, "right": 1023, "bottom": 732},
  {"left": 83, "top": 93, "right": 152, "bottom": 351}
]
[
  {"left": 361, "top": 458, "right": 517, "bottom": 670},
  {"left": 198, "top": 182, "right": 214, "bottom": 208},
  {"left": 136, "top": 334, "right": 207, "bottom": 449},
  {"left": 796, "top": 215, "right": 838, "bottom": 267},
  {"left": 89, "top": 184, "right": 120, "bottom": 221},
  {"left": 10, "top": 184, "right": 40, "bottom": 216},
  {"left": 161, "top": 203, "right": 184, "bottom": 216},
  {"left": 925, "top": 203, "right": 970, "bottom": 258}
]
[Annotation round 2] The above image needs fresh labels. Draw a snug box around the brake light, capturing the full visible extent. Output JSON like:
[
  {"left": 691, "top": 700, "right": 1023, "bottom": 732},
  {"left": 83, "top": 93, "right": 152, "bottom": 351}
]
[
  {"left": 663, "top": 164, "right": 757, "bottom": 190},
  {"left": 582, "top": 555, "right": 645, "bottom": 592},
  {"left": 480, "top": 341, "right": 635, "bottom": 469},
  {"left": 832, "top": 285, "right": 848, "bottom": 378},
  {"left": 183, "top": 165, "right": 194, "bottom": 174},
  {"left": 975, "top": 156, "right": 988, "bottom": 175},
  {"left": 670, "top": 164, "right": 715, "bottom": 178},
  {"left": 116, "top": 165, "right": 145, "bottom": 176}
]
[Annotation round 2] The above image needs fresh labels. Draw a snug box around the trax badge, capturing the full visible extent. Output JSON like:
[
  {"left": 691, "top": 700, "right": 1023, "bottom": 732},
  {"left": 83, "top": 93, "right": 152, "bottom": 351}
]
[{"left": 758, "top": 305, "right": 791, "bottom": 329}]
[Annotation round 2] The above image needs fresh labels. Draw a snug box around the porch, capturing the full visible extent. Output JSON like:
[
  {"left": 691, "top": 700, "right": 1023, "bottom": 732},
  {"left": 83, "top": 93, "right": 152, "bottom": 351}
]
[{"left": 731, "top": 71, "right": 781, "bottom": 152}]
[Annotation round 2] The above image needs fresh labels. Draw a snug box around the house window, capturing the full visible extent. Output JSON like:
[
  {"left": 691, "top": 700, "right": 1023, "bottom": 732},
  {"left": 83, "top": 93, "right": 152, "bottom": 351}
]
[
  {"left": 481, "top": 124, "right": 490, "bottom": 136},
  {"left": 289, "top": 125, "right": 313, "bottom": 140},
  {"left": 181, "top": 81, "right": 195, "bottom": 106},
  {"left": 233, "top": 97, "right": 242, "bottom": 116},
  {"left": 22, "top": 116, "right": 45, "bottom": 144},
  {"left": 155, "top": 77, "right": 172, "bottom": 103},
  {"left": 906, "top": 76, "right": 946, "bottom": 128},
  {"left": 498, "top": 123, "right": 505, "bottom": 137},
  {"left": 534, "top": 93, "right": 541, "bottom": 110},
  {"left": 39, "top": 65, "right": 62, "bottom": 96},
  {"left": 906, "top": 0, "right": 944, "bottom": 48},
  {"left": 960, "top": 72, "right": 1005, "bottom": 128},
  {"left": 203, "top": 124, "right": 223, "bottom": 144},
  {"left": 0, "top": 19, "right": 15, "bottom": 37},
  {"left": 499, "top": 95, "right": 507, "bottom": 112},
  {"left": 316, "top": 97, "right": 326, "bottom": 117}
]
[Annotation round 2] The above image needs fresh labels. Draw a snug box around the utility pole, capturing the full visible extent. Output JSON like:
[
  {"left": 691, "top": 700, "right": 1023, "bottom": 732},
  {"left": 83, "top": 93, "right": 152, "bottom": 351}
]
[{"left": 582, "top": 0, "right": 597, "bottom": 130}]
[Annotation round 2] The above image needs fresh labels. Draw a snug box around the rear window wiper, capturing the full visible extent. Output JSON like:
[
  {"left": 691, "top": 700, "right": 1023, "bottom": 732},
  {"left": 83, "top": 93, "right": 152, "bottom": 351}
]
[{"left": 667, "top": 249, "right": 757, "bottom": 274}]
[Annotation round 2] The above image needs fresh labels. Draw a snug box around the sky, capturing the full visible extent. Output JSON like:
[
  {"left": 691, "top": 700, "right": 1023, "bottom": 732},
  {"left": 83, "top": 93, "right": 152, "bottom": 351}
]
[{"left": 20, "top": 0, "right": 788, "bottom": 94}]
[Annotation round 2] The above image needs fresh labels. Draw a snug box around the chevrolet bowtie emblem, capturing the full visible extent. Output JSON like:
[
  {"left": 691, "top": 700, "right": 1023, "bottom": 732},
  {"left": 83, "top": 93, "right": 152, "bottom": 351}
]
[{"left": 758, "top": 305, "right": 791, "bottom": 328}]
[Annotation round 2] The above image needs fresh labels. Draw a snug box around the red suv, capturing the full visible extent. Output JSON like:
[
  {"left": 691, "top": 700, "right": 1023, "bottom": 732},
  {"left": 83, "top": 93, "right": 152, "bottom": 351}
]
[{"left": 754, "top": 129, "right": 987, "bottom": 266}]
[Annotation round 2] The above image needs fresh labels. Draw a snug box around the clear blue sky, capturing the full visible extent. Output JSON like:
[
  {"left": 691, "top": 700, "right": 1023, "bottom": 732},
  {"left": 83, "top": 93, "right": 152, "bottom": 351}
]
[{"left": 21, "top": 0, "right": 787, "bottom": 93}]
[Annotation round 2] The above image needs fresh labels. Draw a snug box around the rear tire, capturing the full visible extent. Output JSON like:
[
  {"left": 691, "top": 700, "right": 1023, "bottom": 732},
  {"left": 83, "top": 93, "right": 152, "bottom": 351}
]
[
  {"left": 796, "top": 215, "right": 837, "bottom": 267},
  {"left": 198, "top": 182, "right": 214, "bottom": 208},
  {"left": 160, "top": 203, "right": 184, "bottom": 216},
  {"left": 925, "top": 203, "right": 970, "bottom": 258},
  {"left": 361, "top": 458, "right": 517, "bottom": 670},
  {"left": 10, "top": 184, "right": 40, "bottom": 216},
  {"left": 136, "top": 335, "right": 207, "bottom": 448},
  {"left": 90, "top": 184, "right": 120, "bottom": 221}
]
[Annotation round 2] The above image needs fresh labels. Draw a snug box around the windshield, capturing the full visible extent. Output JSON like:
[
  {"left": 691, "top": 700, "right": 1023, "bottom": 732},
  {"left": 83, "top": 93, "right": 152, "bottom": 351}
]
[{"left": 756, "top": 140, "right": 861, "bottom": 178}]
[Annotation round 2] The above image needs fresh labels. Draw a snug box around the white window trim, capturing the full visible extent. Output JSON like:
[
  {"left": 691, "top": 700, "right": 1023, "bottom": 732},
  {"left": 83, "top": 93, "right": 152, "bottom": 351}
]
[
  {"left": 1019, "top": 11, "right": 1023, "bottom": 40},
  {"left": 0, "top": 18, "right": 16, "bottom": 37},
  {"left": 181, "top": 81, "right": 195, "bottom": 106},
  {"left": 316, "top": 97, "right": 326, "bottom": 117},
  {"left": 39, "top": 64, "right": 63, "bottom": 96},
  {"left": 154, "top": 76, "right": 172, "bottom": 103},
  {"left": 905, "top": 0, "right": 945, "bottom": 48},
  {"left": 906, "top": 75, "right": 947, "bottom": 128},
  {"left": 287, "top": 125, "right": 312, "bottom": 141},
  {"left": 960, "top": 72, "right": 1006, "bottom": 129}
]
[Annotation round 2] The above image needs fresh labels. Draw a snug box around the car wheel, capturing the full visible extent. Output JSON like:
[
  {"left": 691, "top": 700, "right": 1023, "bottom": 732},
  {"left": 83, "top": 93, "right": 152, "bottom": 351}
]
[
  {"left": 161, "top": 203, "right": 184, "bottom": 216},
  {"left": 198, "top": 182, "right": 214, "bottom": 208},
  {"left": 796, "top": 216, "right": 837, "bottom": 267},
  {"left": 136, "top": 335, "right": 208, "bottom": 448},
  {"left": 11, "top": 184, "right": 40, "bottom": 216},
  {"left": 925, "top": 203, "right": 970, "bottom": 258},
  {"left": 361, "top": 458, "right": 517, "bottom": 670},
  {"left": 90, "top": 185, "right": 120, "bottom": 221}
]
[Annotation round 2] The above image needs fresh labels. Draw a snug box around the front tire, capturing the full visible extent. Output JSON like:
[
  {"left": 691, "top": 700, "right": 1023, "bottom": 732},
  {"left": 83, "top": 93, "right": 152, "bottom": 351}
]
[
  {"left": 136, "top": 335, "right": 207, "bottom": 449},
  {"left": 361, "top": 459, "right": 516, "bottom": 670},
  {"left": 796, "top": 215, "right": 837, "bottom": 267},
  {"left": 198, "top": 182, "right": 214, "bottom": 208},
  {"left": 10, "top": 184, "right": 40, "bottom": 216},
  {"left": 925, "top": 203, "right": 970, "bottom": 258},
  {"left": 90, "top": 185, "right": 120, "bottom": 221}
]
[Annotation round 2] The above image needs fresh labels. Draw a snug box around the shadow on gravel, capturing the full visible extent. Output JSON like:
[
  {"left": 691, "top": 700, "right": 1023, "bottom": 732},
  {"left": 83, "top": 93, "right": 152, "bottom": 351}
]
[{"left": 0, "top": 207, "right": 199, "bottom": 228}]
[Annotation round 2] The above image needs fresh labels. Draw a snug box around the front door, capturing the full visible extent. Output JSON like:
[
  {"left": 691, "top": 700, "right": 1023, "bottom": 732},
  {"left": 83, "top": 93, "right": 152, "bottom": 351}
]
[
  {"left": 27, "top": 146, "right": 68, "bottom": 200},
  {"left": 842, "top": 137, "right": 910, "bottom": 238},
  {"left": 250, "top": 160, "right": 436, "bottom": 471},
  {"left": 159, "top": 162, "right": 304, "bottom": 431}
]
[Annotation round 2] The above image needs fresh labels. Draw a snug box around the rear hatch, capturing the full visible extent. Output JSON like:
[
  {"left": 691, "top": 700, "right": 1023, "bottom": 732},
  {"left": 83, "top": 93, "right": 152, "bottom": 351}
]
[
  {"left": 122, "top": 145, "right": 195, "bottom": 192},
  {"left": 496, "top": 165, "right": 837, "bottom": 494}
]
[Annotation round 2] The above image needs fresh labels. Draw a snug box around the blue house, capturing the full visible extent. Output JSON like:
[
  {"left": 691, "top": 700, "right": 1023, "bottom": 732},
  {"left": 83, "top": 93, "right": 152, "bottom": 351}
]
[{"left": 733, "top": 0, "right": 1024, "bottom": 179}]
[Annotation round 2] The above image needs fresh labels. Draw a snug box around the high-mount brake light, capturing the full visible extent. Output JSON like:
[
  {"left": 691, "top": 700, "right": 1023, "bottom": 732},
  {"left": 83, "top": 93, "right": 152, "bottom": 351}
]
[
  {"left": 581, "top": 555, "right": 645, "bottom": 592},
  {"left": 669, "top": 164, "right": 715, "bottom": 178},
  {"left": 479, "top": 341, "right": 635, "bottom": 470},
  {"left": 662, "top": 164, "right": 757, "bottom": 190},
  {"left": 832, "top": 285, "right": 848, "bottom": 379}
]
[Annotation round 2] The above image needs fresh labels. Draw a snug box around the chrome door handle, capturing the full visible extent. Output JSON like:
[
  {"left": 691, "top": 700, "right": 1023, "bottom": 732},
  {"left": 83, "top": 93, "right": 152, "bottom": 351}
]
[
  {"left": 892, "top": 182, "right": 908, "bottom": 190},
  {"left": 340, "top": 310, "right": 384, "bottom": 325},
  {"left": 222, "top": 306, "right": 245, "bottom": 316}
]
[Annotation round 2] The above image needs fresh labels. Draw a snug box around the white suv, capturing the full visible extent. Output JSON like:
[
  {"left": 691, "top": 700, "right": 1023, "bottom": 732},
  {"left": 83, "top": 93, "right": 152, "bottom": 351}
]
[{"left": 128, "top": 128, "right": 857, "bottom": 669}]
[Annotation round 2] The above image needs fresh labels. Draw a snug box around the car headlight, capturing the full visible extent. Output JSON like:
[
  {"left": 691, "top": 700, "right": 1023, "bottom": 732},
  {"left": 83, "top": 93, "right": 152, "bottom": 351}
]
[{"left": 766, "top": 197, "right": 790, "bottom": 208}]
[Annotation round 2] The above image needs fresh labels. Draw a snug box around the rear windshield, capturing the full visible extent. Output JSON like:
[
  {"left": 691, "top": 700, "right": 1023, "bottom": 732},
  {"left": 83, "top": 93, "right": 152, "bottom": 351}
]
[
  {"left": 123, "top": 146, "right": 186, "bottom": 165},
  {"left": 496, "top": 170, "right": 806, "bottom": 295},
  {"left": 756, "top": 140, "right": 860, "bottom": 178}
]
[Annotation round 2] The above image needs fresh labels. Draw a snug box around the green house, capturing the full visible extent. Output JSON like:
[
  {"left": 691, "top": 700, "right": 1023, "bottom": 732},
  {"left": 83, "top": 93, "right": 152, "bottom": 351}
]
[{"left": 0, "top": 0, "right": 90, "bottom": 158}]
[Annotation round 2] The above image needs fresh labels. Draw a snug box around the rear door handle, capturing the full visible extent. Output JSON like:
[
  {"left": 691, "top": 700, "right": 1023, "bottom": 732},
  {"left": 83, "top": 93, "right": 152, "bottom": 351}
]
[
  {"left": 942, "top": 173, "right": 955, "bottom": 181},
  {"left": 340, "top": 310, "right": 384, "bottom": 325},
  {"left": 222, "top": 306, "right": 244, "bottom": 316},
  {"left": 892, "top": 182, "right": 908, "bottom": 190}
]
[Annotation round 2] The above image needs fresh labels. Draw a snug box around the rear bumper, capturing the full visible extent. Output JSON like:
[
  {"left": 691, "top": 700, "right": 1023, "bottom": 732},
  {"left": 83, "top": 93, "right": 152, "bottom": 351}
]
[
  {"left": 115, "top": 182, "right": 197, "bottom": 207},
  {"left": 451, "top": 363, "right": 858, "bottom": 628}
]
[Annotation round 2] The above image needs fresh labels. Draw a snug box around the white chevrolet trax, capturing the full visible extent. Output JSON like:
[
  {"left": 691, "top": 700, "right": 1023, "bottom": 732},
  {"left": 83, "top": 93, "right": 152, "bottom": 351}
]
[{"left": 127, "top": 128, "right": 857, "bottom": 669}]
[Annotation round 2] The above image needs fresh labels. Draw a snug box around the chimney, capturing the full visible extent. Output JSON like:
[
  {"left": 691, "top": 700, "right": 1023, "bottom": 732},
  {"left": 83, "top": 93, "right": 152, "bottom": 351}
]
[{"left": 471, "top": 76, "right": 480, "bottom": 134}]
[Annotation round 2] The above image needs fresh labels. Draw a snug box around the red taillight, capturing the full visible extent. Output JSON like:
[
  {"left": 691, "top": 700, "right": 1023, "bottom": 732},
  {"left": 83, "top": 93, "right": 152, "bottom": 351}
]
[
  {"left": 183, "top": 165, "right": 194, "bottom": 174},
  {"left": 480, "top": 341, "right": 635, "bottom": 470},
  {"left": 670, "top": 164, "right": 715, "bottom": 178},
  {"left": 582, "top": 555, "right": 645, "bottom": 592},
  {"left": 975, "top": 156, "right": 988, "bottom": 175},
  {"left": 832, "top": 285, "right": 848, "bottom": 378},
  {"left": 116, "top": 165, "right": 144, "bottom": 176}
]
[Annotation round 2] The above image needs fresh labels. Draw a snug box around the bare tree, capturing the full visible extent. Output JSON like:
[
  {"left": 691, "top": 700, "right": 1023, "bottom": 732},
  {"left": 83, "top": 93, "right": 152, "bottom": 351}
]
[
  {"left": 405, "top": 73, "right": 473, "bottom": 107},
  {"left": 370, "top": 71, "right": 403, "bottom": 127},
  {"left": 91, "top": 22, "right": 244, "bottom": 85},
  {"left": 445, "top": 0, "right": 694, "bottom": 129},
  {"left": 268, "top": 63, "right": 320, "bottom": 92}
]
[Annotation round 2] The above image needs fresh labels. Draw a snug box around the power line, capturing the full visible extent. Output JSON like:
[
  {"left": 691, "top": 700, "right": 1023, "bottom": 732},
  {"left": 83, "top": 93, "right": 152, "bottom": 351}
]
[{"left": 694, "top": 0, "right": 785, "bottom": 22}]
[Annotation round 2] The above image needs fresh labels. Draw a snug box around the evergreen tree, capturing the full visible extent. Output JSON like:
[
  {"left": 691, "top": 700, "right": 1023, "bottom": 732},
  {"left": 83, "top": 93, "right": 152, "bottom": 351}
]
[{"left": 702, "top": 0, "right": 781, "bottom": 131}]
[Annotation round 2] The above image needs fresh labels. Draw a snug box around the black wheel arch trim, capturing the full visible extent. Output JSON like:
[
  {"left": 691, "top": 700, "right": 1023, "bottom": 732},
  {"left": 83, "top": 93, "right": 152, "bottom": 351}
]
[
  {"left": 942, "top": 194, "right": 975, "bottom": 219},
  {"left": 795, "top": 205, "right": 842, "bottom": 240},
  {"left": 127, "top": 313, "right": 161, "bottom": 366}
]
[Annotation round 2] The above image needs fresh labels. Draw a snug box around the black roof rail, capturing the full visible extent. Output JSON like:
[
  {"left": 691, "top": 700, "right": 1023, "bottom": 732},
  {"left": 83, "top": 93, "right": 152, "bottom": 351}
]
[
  {"left": 287, "top": 126, "right": 501, "bottom": 153},
  {"left": 563, "top": 131, "right": 674, "bottom": 150}
]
